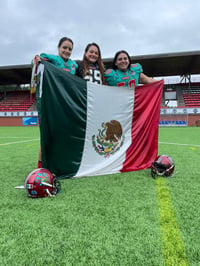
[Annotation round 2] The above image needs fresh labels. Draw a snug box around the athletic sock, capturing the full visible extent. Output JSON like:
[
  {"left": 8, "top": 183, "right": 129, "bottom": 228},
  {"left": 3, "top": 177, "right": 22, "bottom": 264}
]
[{"left": 37, "top": 160, "right": 42, "bottom": 168}]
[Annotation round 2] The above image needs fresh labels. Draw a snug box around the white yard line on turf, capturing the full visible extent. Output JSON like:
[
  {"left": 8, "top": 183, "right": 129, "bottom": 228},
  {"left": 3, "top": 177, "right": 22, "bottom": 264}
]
[
  {"left": 0, "top": 137, "right": 37, "bottom": 138},
  {"left": 159, "top": 141, "right": 200, "bottom": 147},
  {"left": 0, "top": 139, "right": 39, "bottom": 145},
  {"left": 1, "top": 139, "right": 199, "bottom": 147}
]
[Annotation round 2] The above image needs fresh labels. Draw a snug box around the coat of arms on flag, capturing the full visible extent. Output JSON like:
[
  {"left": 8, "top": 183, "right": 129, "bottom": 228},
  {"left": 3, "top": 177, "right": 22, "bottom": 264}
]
[{"left": 92, "top": 120, "right": 125, "bottom": 158}]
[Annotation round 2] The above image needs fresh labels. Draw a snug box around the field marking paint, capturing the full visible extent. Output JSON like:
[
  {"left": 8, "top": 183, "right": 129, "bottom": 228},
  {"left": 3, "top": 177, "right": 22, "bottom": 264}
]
[
  {"left": 189, "top": 147, "right": 196, "bottom": 151},
  {"left": 155, "top": 178, "right": 188, "bottom": 266},
  {"left": 159, "top": 141, "right": 200, "bottom": 148},
  {"left": 0, "top": 139, "right": 39, "bottom": 146},
  {"left": 0, "top": 136, "right": 37, "bottom": 139}
]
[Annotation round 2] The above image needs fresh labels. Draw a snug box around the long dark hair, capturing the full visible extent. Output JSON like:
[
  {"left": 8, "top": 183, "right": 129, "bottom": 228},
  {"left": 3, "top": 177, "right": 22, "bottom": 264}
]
[
  {"left": 112, "top": 50, "right": 131, "bottom": 70},
  {"left": 82, "top": 43, "right": 105, "bottom": 84}
]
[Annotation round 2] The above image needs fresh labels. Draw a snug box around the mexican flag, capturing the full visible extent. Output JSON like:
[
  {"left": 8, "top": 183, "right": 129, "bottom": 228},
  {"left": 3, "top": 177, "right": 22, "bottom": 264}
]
[{"left": 36, "top": 60, "right": 163, "bottom": 179}]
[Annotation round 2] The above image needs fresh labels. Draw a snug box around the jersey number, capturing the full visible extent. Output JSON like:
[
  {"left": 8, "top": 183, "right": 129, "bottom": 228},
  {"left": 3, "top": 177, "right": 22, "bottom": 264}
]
[{"left": 117, "top": 79, "right": 136, "bottom": 88}]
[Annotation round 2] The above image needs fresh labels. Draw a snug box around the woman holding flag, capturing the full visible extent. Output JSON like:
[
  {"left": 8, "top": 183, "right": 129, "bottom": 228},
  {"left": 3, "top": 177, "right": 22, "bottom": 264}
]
[
  {"left": 34, "top": 36, "right": 78, "bottom": 168},
  {"left": 34, "top": 36, "right": 78, "bottom": 73}
]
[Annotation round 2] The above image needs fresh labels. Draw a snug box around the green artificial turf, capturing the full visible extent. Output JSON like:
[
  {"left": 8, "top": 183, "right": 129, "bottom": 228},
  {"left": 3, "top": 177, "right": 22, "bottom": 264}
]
[{"left": 0, "top": 126, "right": 199, "bottom": 265}]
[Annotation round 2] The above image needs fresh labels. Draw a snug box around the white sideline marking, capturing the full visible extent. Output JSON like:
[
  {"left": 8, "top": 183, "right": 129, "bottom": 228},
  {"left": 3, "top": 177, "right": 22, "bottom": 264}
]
[
  {"left": 0, "top": 139, "right": 39, "bottom": 146},
  {"left": 159, "top": 141, "right": 200, "bottom": 147}
]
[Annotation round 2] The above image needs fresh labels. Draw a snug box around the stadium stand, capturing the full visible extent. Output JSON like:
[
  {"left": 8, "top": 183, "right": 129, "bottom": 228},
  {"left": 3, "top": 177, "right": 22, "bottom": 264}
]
[
  {"left": 183, "top": 93, "right": 200, "bottom": 107},
  {"left": 161, "top": 83, "right": 200, "bottom": 108},
  {"left": 0, "top": 90, "right": 36, "bottom": 111},
  {"left": 181, "top": 83, "right": 200, "bottom": 107}
]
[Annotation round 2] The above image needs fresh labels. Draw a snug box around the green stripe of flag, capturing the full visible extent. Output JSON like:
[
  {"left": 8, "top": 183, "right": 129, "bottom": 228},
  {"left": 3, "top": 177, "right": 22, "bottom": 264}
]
[{"left": 37, "top": 60, "right": 88, "bottom": 177}]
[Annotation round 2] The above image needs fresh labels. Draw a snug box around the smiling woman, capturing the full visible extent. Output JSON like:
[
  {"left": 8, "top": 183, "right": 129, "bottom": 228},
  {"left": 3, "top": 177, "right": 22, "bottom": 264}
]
[
  {"left": 34, "top": 37, "right": 78, "bottom": 74},
  {"left": 105, "top": 50, "right": 155, "bottom": 88},
  {"left": 76, "top": 42, "right": 106, "bottom": 84}
]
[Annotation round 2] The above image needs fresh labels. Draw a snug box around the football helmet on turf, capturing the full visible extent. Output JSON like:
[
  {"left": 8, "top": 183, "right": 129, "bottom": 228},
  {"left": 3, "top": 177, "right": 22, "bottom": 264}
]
[
  {"left": 24, "top": 168, "right": 61, "bottom": 198},
  {"left": 151, "top": 155, "right": 175, "bottom": 178}
]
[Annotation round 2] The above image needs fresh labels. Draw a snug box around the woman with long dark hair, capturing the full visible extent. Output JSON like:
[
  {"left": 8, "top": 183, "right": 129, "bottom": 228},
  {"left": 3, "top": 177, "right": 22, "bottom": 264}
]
[{"left": 76, "top": 43, "right": 105, "bottom": 84}]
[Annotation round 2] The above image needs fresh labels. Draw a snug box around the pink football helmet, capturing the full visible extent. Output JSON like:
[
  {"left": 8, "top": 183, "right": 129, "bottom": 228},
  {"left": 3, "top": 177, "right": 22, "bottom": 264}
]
[
  {"left": 24, "top": 168, "right": 61, "bottom": 198},
  {"left": 151, "top": 155, "right": 175, "bottom": 178}
]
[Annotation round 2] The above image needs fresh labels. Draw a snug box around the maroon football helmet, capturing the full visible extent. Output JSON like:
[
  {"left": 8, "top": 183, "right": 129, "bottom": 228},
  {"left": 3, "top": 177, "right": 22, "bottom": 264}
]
[
  {"left": 24, "top": 168, "right": 61, "bottom": 198},
  {"left": 151, "top": 155, "right": 175, "bottom": 178}
]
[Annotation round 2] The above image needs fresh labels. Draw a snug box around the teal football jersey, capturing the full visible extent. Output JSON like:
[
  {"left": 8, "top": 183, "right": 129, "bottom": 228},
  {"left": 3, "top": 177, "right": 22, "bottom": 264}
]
[
  {"left": 40, "top": 53, "right": 78, "bottom": 74},
  {"left": 105, "top": 63, "right": 143, "bottom": 88}
]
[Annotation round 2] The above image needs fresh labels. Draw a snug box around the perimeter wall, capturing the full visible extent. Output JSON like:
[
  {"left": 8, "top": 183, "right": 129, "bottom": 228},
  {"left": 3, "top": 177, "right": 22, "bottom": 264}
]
[{"left": 0, "top": 109, "right": 200, "bottom": 126}]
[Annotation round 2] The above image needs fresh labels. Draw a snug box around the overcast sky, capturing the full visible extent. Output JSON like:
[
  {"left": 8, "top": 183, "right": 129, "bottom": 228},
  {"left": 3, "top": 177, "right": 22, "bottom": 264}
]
[{"left": 1, "top": 0, "right": 200, "bottom": 70}]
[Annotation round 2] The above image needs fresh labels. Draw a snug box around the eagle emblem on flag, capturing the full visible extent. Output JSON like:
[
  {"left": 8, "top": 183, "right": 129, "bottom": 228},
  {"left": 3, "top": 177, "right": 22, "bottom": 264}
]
[{"left": 92, "top": 120, "right": 125, "bottom": 157}]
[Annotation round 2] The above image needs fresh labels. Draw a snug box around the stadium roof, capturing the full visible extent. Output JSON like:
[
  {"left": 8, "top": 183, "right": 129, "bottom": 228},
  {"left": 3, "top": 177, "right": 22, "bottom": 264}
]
[
  {"left": 0, "top": 50, "right": 200, "bottom": 86},
  {"left": 104, "top": 50, "right": 200, "bottom": 78}
]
